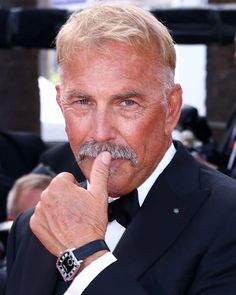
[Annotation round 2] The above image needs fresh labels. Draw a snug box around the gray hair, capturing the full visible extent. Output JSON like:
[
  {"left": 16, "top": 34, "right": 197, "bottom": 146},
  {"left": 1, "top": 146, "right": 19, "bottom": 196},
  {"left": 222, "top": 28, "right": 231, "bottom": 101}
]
[
  {"left": 56, "top": 3, "right": 176, "bottom": 92},
  {"left": 7, "top": 173, "right": 52, "bottom": 218},
  {"left": 78, "top": 140, "right": 137, "bottom": 166}
]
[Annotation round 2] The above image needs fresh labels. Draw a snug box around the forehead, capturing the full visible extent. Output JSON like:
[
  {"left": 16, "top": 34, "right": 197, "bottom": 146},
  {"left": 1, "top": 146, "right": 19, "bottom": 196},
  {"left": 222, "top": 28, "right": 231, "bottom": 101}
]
[
  {"left": 60, "top": 42, "right": 161, "bottom": 86},
  {"left": 61, "top": 41, "right": 159, "bottom": 70}
]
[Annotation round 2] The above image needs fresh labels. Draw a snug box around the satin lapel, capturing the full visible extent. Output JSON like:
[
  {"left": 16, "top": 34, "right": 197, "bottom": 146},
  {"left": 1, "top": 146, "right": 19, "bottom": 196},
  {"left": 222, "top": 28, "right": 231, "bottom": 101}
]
[{"left": 114, "top": 142, "right": 210, "bottom": 279}]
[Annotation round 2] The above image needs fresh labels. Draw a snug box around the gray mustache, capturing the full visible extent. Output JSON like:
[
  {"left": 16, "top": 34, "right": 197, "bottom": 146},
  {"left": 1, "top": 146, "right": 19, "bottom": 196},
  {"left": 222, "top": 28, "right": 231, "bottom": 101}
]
[{"left": 79, "top": 141, "right": 137, "bottom": 166}]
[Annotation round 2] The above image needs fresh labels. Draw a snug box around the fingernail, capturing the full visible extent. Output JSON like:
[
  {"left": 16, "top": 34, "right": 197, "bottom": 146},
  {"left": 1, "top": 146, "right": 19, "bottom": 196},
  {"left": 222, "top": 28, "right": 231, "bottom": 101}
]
[{"left": 100, "top": 151, "right": 111, "bottom": 166}]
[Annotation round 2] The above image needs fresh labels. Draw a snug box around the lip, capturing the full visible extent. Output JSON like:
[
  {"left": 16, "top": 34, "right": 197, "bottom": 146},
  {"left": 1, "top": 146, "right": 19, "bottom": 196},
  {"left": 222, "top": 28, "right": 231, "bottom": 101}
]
[
  {"left": 111, "top": 158, "right": 124, "bottom": 161},
  {"left": 108, "top": 158, "right": 129, "bottom": 177},
  {"left": 110, "top": 158, "right": 124, "bottom": 164}
]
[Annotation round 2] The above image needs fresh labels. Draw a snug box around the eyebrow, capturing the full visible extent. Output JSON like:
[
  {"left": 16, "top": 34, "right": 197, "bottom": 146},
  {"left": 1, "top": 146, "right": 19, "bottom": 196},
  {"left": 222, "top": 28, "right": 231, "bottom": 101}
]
[
  {"left": 64, "top": 89, "right": 143, "bottom": 101},
  {"left": 111, "top": 90, "right": 142, "bottom": 100},
  {"left": 64, "top": 89, "right": 92, "bottom": 99}
]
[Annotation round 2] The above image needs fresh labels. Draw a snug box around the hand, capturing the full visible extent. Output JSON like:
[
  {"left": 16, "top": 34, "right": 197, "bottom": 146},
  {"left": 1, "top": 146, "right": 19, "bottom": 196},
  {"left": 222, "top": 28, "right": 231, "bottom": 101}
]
[{"left": 30, "top": 152, "right": 111, "bottom": 257}]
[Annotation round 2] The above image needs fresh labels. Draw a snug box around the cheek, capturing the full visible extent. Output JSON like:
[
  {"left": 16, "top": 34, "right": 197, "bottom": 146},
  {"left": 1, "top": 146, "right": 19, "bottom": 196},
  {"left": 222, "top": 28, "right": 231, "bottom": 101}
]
[
  {"left": 136, "top": 124, "right": 167, "bottom": 170},
  {"left": 64, "top": 114, "right": 89, "bottom": 148},
  {"left": 127, "top": 115, "right": 166, "bottom": 151}
]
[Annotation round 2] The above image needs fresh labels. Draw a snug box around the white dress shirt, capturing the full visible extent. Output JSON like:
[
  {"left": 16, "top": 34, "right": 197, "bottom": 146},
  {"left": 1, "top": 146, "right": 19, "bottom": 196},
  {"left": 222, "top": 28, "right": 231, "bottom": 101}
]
[{"left": 64, "top": 143, "right": 176, "bottom": 294}]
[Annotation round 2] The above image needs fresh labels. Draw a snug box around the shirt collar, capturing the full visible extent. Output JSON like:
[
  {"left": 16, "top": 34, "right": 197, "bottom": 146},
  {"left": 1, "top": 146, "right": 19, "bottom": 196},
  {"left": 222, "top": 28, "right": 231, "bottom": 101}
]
[{"left": 137, "top": 143, "right": 176, "bottom": 206}]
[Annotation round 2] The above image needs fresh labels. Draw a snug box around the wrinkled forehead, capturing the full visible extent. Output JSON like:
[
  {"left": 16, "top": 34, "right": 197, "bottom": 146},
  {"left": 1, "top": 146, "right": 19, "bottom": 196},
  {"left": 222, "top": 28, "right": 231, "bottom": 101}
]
[
  {"left": 57, "top": 41, "right": 174, "bottom": 102},
  {"left": 57, "top": 46, "right": 171, "bottom": 105}
]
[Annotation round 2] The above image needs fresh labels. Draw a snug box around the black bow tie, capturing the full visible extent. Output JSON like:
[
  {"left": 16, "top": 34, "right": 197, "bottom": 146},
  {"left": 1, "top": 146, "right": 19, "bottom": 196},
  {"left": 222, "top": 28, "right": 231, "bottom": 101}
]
[{"left": 108, "top": 189, "right": 140, "bottom": 227}]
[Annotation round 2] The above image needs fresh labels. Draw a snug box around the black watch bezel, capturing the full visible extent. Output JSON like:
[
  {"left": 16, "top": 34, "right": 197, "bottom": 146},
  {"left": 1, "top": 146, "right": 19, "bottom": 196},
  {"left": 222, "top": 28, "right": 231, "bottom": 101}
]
[
  {"left": 56, "top": 239, "right": 109, "bottom": 281},
  {"left": 56, "top": 249, "right": 82, "bottom": 282}
]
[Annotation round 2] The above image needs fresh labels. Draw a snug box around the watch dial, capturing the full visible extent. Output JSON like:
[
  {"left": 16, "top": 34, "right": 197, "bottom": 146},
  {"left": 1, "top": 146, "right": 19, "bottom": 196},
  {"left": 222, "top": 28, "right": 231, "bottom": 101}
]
[
  {"left": 56, "top": 250, "right": 82, "bottom": 281},
  {"left": 63, "top": 254, "right": 75, "bottom": 273}
]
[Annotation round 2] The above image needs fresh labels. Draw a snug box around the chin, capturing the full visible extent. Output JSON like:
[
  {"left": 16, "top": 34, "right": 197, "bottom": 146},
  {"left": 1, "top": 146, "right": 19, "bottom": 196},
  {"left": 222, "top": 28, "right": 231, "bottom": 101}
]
[{"left": 107, "top": 175, "right": 133, "bottom": 197}]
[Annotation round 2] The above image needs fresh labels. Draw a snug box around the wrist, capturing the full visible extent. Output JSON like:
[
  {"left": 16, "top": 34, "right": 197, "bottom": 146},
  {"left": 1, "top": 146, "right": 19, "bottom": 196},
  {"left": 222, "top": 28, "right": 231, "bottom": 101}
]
[
  {"left": 80, "top": 249, "right": 109, "bottom": 270},
  {"left": 56, "top": 239, "right": 109, "bottom": 281}
]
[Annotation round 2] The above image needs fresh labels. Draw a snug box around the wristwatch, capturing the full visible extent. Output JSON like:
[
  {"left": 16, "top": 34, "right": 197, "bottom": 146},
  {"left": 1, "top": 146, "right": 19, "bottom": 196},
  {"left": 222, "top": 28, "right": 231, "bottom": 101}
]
[{"left": 56, "top": 239, "right": 109, "bottom": 281}]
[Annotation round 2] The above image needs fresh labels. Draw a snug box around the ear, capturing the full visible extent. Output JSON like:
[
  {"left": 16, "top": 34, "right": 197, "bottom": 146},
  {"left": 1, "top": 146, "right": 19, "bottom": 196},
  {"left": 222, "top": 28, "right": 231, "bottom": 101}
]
[
  {"left": 164, "top": 84, "right": 182, "bottom": 135},
  {"left": 55, "top": 83, "right": 63, "bottom": 114},
  {"left": 55, "top": 83, "right": 68, "bottom": 134}
]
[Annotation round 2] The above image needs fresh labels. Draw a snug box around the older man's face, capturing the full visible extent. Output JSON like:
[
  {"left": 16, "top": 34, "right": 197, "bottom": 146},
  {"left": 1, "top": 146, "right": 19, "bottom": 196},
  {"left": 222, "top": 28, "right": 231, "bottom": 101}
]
[{"left": 56, "top": 42, "right": 182, "bottom": 196}]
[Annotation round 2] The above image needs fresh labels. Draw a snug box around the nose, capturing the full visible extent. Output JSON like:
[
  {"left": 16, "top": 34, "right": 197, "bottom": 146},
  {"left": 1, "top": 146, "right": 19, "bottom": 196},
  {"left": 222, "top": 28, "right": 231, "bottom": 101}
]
[{"left": 90, "top": 109, "right": 116, "bottom": 143}]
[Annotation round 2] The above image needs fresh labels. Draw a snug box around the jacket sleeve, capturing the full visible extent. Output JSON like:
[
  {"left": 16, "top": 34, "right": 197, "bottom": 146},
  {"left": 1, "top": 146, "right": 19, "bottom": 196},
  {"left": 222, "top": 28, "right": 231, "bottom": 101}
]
[
  {"left": 0, "top": 269, "right": 6, "bottom": 295},
  {"left": 188, "top": 210, "right": 236, "bottom": 295},
  {"left": 83, "top": 260, "right": 167, "bottom": 295}
]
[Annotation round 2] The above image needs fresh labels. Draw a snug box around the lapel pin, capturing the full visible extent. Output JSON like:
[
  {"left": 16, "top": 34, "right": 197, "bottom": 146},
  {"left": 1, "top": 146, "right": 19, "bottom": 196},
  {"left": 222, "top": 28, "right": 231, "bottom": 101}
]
[{"left": 173, "top": 208, "right": 180, "bottom": 214}]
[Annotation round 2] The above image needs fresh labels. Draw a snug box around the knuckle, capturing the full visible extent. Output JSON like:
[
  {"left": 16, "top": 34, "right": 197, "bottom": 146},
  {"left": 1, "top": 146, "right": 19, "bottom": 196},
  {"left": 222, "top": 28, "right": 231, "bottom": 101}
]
[
  {"left": 34, "top": 201, "right": 41, "bottom": 215},
  {"left": 40, "top": 189, "right": 47, "bottom": 201},
  {"left": 29, "top": 214, "right": 36, "bottom": 230}
]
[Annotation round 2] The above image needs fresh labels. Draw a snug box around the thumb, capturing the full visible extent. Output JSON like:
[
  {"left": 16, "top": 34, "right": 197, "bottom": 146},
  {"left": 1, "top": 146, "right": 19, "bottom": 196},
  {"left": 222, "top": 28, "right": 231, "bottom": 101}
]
[{"left": 89, "top": 151, "right": 112, "bottom": 199}]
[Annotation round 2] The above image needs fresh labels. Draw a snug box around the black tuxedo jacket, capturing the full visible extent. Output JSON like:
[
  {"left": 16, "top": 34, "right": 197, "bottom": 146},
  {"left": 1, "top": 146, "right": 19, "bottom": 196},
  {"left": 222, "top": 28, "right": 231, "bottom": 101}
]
[
  {"left": 0, "top": 269, "right": 6, "bottom": 295},
  {"left": 6, "top": 142, "right": 236, "bottom": 295},
  {"left": 39, "top": 142, "right": 86, "bottom": 183},
  {"left": 0, "top": 131, "right": 46, "bottom": 221},
  {"left": 0, "top": 131, "right": 46, "bottom": 181}
]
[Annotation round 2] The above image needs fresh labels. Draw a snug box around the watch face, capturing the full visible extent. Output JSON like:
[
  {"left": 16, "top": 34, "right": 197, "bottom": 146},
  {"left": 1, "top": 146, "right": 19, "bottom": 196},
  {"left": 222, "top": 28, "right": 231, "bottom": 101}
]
[
  {"left": 56, "top": 250, "right": 82, "bottom": 281},
  {"left": 62, "top": 252, "right": 76, "bottom": 273}
]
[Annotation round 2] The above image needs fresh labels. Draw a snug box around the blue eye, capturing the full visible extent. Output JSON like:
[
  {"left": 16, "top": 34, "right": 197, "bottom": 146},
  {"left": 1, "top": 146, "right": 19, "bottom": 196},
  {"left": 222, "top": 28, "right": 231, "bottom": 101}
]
[
  {"left": 77, "top": 98, "right": 89, "bottom": 105},
  {"left": 121, "top": 99, "right": 136, "bottom": 106}
]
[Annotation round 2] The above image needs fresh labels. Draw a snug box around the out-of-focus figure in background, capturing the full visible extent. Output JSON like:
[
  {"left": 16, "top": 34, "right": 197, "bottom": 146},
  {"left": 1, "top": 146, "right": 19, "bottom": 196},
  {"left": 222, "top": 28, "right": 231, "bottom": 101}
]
[
  {"left": 0, "top": 130, "right": 47, "bottom": 222},
  {"left": 176, "top": 35, "right": 236, "bottom": 177},
  {"left": 0, "top": 173, "right": 53, "bottom": 272},
  {"left": 176, "top": 104, "right": 236, "bottom": 176},
  {"left": 7, "top": 173, "right": 53, "bottom": 221}
]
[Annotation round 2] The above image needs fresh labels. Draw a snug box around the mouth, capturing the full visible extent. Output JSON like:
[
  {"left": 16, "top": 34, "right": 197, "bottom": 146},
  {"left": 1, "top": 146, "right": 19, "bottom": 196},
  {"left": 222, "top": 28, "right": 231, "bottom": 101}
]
[{"left": 77, "top": 156, "right": 129, "bottom": 178}]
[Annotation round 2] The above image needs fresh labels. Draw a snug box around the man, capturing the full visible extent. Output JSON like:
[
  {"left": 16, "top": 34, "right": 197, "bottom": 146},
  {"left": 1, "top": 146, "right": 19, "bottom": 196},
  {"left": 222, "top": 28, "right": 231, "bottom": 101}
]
[
  {"left": 7, "top": 173, "right": 53, "bottom": 220},
  {"left": 0, "top": 173, "right": 53, "bottom": 273},
  {"left": 0, "top": 130, "right": 46, "bottom": 221},
  {"left": 6, "top": 4, "right": 236, "bottom": 295}
]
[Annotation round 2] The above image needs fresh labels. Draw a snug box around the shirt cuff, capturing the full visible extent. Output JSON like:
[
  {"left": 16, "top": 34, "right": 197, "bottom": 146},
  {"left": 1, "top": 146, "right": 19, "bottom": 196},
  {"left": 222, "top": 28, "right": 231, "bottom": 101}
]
[{"left": 64, "top": 252, "right": 117, "bottom": 295}]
